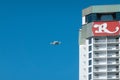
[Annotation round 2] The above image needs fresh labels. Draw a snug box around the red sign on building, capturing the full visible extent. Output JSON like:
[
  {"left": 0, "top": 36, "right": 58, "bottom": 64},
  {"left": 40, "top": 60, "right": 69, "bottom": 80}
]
[{"left": 92, "top": 21, "right": 120, "bottom": 36}]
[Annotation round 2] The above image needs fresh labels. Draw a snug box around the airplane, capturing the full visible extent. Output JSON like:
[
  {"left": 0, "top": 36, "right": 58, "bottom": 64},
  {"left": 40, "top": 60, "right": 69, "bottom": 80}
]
[{"left": 50, "top": 41, "right": 61, "bottom": 45}]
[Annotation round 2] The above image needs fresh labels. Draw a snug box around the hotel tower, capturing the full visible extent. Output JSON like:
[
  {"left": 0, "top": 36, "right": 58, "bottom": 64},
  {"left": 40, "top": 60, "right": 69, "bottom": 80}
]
[{"left": 79, "top": 5, "right": 120, "bottom": 80}]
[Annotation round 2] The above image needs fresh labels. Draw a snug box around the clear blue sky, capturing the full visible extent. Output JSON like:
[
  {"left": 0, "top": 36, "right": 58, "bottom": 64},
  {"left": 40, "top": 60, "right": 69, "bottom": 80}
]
[{"left": 0, "top": 0, "right": 120, "bottom": 80}]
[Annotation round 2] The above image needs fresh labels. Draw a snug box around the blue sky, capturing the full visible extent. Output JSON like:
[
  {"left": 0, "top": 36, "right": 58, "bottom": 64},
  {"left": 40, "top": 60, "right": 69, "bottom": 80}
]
[{"left": 0, "top": 0, "right": 120, "bottom": 80}]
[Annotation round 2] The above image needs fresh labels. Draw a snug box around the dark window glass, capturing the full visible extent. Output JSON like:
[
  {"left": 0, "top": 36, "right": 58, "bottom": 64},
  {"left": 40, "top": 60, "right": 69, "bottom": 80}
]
[
  {"left": 89, "top": 46, "right": 92, "bottom": 51},
  {"left": 89, "top": 38, "right": 92, "bottom": 44},
  {"left": 89, "top": 60, "right": 92, "bottom": 65},
  {"left": 97, "top": 13, "right": 115, "bottom": 21},
  {"left": 101, "top": 14, "right": 113, "bottom": 21},
  {"left": 85, "top": 12, "right": 120, "bottom": 23},
  {"left": 92, "top": 13, "right": 97, "bottom": 21},
  {"left": 89, "top": 67, "right": 92, "bottom": 72},
  {"left": 116, "top": 12, "right": 120, "bottom": 20},
  {"left": 89, "top": 74, "right": 92, "bottom": 80},
  {"left": 89, "top": 53, "right": 92, "bottom": 58},
  {"left": 86, "top": 14, "right": 92, "bottom": 23},
  {"left": 86, "top": 13, "right": 97, "bottom": 23}
]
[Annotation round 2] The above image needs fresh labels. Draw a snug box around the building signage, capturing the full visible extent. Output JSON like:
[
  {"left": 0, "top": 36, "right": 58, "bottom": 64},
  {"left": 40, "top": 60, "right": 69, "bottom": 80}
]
[{"left": 92, "top": 21, "right": 120, "bottom": 36}]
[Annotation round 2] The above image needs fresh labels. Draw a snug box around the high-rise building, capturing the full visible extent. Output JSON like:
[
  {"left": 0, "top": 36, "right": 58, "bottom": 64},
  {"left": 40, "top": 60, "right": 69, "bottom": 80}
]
[{"left": 79, "top": 5, "right": 120, "bottom": 80}]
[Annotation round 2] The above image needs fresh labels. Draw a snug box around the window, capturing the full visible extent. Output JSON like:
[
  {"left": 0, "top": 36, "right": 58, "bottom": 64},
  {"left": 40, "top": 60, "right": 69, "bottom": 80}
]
[
  {"left": 88, "top": 74, "right": 92, "bottom": 80},
  {"left": 101, "top": 14, "right": 113, "bottom": 21},
  {"left": 86, "top": 13, "right": 97, "bottom": 23},
  {"left": 116, "top": 12, "right": 120, "bottom": 20},
  {"left": 97, "top": 13, "right": 115, "bottom": 21},
  {"left": 86, "top": 14, "right": 92, "bottom": 23},
  {"left": 89, "top": 60, "right": 92, "bottom": 65},
  {"left": 89, "top": 67, "right": 92, "bottom": 72},
  {"left": 89, "top": 53, "right": 92, "bottom": 58},
  {"left": 89, "top": 46, "right": 92, "bottom": 51},
  {"left": 85, "top": 12, "right": 120, "bottom": 23},
  {"left": 89, "top": 38, "right": 92, "bottom": 44}
]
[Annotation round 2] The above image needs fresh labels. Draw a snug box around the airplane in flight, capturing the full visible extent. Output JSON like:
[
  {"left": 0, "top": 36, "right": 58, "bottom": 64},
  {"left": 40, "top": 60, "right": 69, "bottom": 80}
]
[{"left": 50, "top": 41, "right": 61, "bottom": 45}]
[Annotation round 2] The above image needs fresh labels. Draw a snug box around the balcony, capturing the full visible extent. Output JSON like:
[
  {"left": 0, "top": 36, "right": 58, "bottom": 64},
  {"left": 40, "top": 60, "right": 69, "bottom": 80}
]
[
  {"left": 94, "top": 44, "right": 107, "bottom": 51},
  {"left": 94, "top": 53, "right": 106, "bottom": 58},
  {"left": 94, "top": 40, "right": 106, "bottom": 44},
  {"left": 108, "top": 75, "right": 119, "bottom": 79},
  {"left": 94, "top": 73, "right": 106, "bottom": 79},
  {"left": 108, "top": 68, "right": 119, "bottom": 72},
  {"left": 94, "top": 62, "right": 106, "bottom": 65},
  {"left": 107, "top": 51, "right": 119, "bottom": 57},
  {"left": 107, "top": 61, "right": 119, "bottom": 64},
  {"left": 94, "top": 60, "right": 106, "bottom": 65},
  {"left": 107, "top": 54, "right": 119, "bottom": 57},
  {"left": 107, "top": 46, "right": 119, "bottom": 50},
  {"left": 107, "top": 39, "right": 119, "bottom": 43},
  {"left": 94, "top": 47, "right": 107, "bottom": 51},
  {"left": 94, "top": 67, "right": 107, "bottom": 72}
]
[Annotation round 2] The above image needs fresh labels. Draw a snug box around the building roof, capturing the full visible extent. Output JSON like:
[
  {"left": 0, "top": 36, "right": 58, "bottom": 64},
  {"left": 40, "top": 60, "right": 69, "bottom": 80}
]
[{"left": 82, "top": 4, "right": 120, "bottom": 16}]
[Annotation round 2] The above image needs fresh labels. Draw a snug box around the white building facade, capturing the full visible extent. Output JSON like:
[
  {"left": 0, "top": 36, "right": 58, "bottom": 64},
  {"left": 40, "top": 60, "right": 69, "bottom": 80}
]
[{"left": 79, "top": 5, "right": 120, "bottom": 80}]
